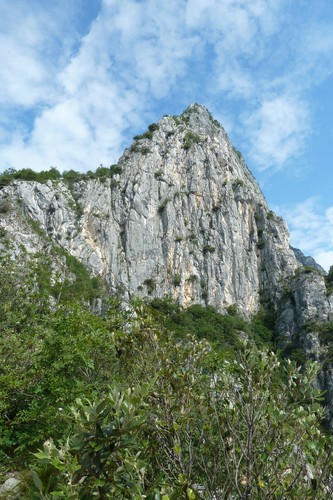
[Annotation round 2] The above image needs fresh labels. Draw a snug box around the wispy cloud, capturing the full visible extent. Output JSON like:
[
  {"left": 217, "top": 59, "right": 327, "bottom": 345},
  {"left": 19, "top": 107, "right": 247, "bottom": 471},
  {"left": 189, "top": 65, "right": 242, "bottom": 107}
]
[
  {"left": 279, "top": 198, "right": 333, "bottom": 271},
  {"left": 1, "top": 0, "right": 333, "bottom": 174},
  {"left": 244, "top": 95, "right": 310, "bottom": 169}
]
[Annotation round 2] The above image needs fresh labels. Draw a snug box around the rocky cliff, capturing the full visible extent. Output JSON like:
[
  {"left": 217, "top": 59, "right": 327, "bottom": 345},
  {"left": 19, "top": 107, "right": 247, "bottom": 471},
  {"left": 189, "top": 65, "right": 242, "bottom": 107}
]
[
  {"left": 0, "top": 104, "right": 299, "bottom": 317},
  {"left": 1, "top": 103, "right": 333, "bottom": 420}
]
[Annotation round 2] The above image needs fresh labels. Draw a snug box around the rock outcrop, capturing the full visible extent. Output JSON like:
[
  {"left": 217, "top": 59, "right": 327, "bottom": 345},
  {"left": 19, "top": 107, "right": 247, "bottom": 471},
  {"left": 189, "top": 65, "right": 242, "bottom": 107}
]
[
  {"left": 0, "top": 104, "right": 298, "bottom": 317},
  {"left": 291, "top": 246, "right": 326, "bottom": 275}
]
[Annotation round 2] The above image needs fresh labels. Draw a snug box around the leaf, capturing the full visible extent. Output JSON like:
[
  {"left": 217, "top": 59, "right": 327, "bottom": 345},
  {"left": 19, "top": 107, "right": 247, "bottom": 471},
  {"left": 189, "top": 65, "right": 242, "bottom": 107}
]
[
  {"left": 32, "top": 470, "right": 43, "bottom": 492},
  {"left": 173, "top": 444, "right": 181, "bottom": 455},
  {"left": 186, "top": 488, "right": 196, "bottom": 499}
]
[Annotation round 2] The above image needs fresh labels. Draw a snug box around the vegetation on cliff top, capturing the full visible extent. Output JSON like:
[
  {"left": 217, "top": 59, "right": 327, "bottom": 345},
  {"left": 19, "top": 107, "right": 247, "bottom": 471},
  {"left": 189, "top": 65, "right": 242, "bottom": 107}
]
[{"left": 0, "top": 164, "right": 122, "bottom": 189}]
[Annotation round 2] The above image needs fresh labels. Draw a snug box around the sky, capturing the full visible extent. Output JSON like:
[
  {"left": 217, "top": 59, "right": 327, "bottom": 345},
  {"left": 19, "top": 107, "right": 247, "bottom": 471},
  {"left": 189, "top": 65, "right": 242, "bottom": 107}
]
[{"left": 1, "top": 0, "right": 333, "bottom": 270}]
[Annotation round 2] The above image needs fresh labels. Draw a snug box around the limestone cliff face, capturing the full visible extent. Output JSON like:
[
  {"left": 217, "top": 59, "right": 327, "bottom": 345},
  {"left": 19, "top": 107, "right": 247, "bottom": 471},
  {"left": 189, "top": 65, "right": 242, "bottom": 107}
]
[{"left": 0, "top": 104, "right": 298, "bottom": 317}]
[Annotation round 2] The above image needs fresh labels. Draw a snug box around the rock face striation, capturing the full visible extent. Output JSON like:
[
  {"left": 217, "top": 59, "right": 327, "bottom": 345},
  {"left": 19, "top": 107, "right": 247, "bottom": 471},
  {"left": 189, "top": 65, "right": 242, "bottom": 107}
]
[
  {"left": 1, "top": 103, "right": 333, "bottom": 421},
  {"left": 0, "top": 104, "right": 299, "bottom": 316}
]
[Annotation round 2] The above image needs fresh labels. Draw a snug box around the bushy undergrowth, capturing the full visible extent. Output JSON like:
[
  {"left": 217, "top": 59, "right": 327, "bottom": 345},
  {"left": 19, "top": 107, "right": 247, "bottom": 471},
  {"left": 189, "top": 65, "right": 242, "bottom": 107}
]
[
  {"left": 1, "top": 255, "right": 333, "bottom": 498},
  {"left": 147, "top": 297, "right": 274, "bottom": 351}
]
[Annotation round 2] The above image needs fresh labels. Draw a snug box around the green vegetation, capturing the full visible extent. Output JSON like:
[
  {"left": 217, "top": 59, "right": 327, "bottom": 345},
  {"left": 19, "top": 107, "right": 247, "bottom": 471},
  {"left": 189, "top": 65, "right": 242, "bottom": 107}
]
[
  {"left": 172, "top": 274, "right": 181, "bottom": 286},
  {"left": 293, "top": 265, "right": 321, "bottom": 278},
  {"left": 140, "top": 146, "right": 151, "bottom": 155},
  {"left": 172, "top": 115, "right": 182, "bottom": 125},
  {"left": 130, "top": 143, "right": 152, "bottom": 155},
  {"left": 203, "top": 244, "right": 215, "bottom": 254},
  {"left": 0, "top": 251, "right": 108, "bottom": 462},
  {"left": 154, "top": 169, "right": 163, "bottom": 179},
  {"left": 158, "top": 197, "right": 171, "bottom": 214},
  {"left": 148, "top": 298, "right": 273, "bottom": 350},
  {"left": 0, "top": 164, "right": 123, "bottom": 189},
  {"left": 133, "top": 122, "right": 159, "bottom": 141},
  {"left": 183, "top": 131, "right": 202, "bottom": 150},
  {"left": 325, "top": 265, "right": 333, "bottom": 295},
  {"left": 233, "top": 146, "right": 243, "bottom": 161},
  {"left": 50, "top": 247, "right": 104, "bottom": 303},
  {"left": 1, "top": 255, "right": 333, "bottom": 497},
  {"left": 0, "top": 167, "right": 61, "bottom": 188},
  {"left": 232, "top": 178, "right": 244, "bottom": 189},
  {"left": 143, "top": 277, "right": 156, "bottom": 294}
]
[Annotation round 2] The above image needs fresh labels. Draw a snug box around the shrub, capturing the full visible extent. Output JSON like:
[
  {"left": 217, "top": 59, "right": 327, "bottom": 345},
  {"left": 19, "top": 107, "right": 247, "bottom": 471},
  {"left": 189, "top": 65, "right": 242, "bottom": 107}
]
[
  {"left": 148, "top": 123, "right": 159, "bottom": 132},
  {"left": 227, "top": 304, "right": 238, "bottom": 316},
  {"left": 0, "top": 200, "right": 10, "bottom": 214},
  {"left": 173, "top": 274, "right": 181, "bottom": 286},
  {"left": 110, "top": 164, "right": 122, "bottom": 176},
  {"left": 232, "top": 178, "right": 244, "bottom": 189},
  {"left": 133, "top": 123, "right": 159, "bottom": 142},
  {"left": 183, "top": 131, "right": 201, "bottom": 150},
  {"left": 31, "top": 385, "right": 151, "bottom": 498},
  {"left": 140, "top": 146, "right": 151, "bottom": 155},
  {"left": 158, "top": 198, "right": 170, "bottom": 214},
  {"left": 233, "top": 146, "right": 243, "bottom": 161},
  {"left": 154, "top": 170, "right": 163, "bottom": 179},
  {"left": 203, "top": 245, "right": 216, "bottom": 254},
  {"left": 143, "top": 278, "right": 156, "bottom": 294}
]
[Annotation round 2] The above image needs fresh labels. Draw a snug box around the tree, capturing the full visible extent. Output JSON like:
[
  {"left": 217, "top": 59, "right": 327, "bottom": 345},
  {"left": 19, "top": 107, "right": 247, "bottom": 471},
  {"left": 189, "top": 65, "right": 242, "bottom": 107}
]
[
  {"left": 199, "top": 347, "right": 333, "bottom": 498},
  {"left": 31, "top": 385, "right": 153, "bottom": 499},
  {"left": 28, "top": 323, "right": 333, "bottom": 498}
]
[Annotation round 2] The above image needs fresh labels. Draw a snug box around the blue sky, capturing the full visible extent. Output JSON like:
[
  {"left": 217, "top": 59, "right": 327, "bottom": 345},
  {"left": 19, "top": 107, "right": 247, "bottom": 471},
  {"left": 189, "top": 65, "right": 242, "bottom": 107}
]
[{"left": 1, "top": 0, "right": 333, "bottom": 269}]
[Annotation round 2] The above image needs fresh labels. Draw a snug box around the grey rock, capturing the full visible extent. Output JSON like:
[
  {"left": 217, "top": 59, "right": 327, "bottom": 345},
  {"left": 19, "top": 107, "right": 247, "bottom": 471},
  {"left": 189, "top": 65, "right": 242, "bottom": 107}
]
[
  {"left": 0, "top": 104, "right": 299, "bottom": 318},
  {"left": 0, "top": 477, "right": 21, "bottom": 498},
  {"left": 291, "top": 246, "right": 327, "bottom": 275}
]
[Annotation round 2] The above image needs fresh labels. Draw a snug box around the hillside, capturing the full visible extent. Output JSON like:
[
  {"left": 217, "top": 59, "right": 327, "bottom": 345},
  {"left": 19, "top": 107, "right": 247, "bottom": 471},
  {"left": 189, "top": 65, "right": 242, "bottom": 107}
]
[{"left": 1, "top": 104, "right": 333, "bottom": 497}]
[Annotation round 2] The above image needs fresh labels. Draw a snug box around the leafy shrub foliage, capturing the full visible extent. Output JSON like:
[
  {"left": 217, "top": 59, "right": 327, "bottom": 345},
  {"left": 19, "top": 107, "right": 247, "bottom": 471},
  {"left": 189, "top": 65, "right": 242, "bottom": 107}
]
[
  {"left": 0, "top": 164, "right": 123, "bottom": 189},
  {"left": 183, "top": 131, "right": 201, "bottom": 150},
  {"left": 1, "top": 258, "right": 333, "bottom": 497}
]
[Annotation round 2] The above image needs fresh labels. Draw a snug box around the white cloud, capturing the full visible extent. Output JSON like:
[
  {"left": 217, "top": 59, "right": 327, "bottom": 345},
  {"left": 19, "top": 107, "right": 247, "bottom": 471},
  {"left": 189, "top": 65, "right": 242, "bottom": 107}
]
[
  {"left": 0, "top": 0, "right": 201, "bottom": 170},
  {"left": 244, "top": 95, "right": 310, "bottom": 170},
  {"left": 0, "top": 1, "right": 82, "bottom": 108},
  {"left": 279, "top": 198, "right": 333, "bottom": 271}
]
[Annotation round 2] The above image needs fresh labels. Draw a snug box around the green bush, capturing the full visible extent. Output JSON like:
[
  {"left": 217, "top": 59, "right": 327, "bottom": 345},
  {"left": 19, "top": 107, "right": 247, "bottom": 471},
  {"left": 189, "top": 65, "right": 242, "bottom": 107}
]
[
  {"left": 173, "top": 274, "right": 181, "bottom": 286},
  {"left": 0, "top": 200, "right": 10, "bottom": 214},
  {"left": 183, "top": 131, "right": 201, "bottom": 150},
  {"left": 133, "top": 122, "right": 159, "bottom": 141},
  {"left": 158, "top": 197, "right": 170, "bottom": 213},
  {"left": 31, "top": 384, "right": 152, "bottom": 498},
  {"left": 203, "top": 244, "right": 215, "bottom": 254},
  {"left": 143, "top": 278, "right": 156, "bottom": 294}
]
